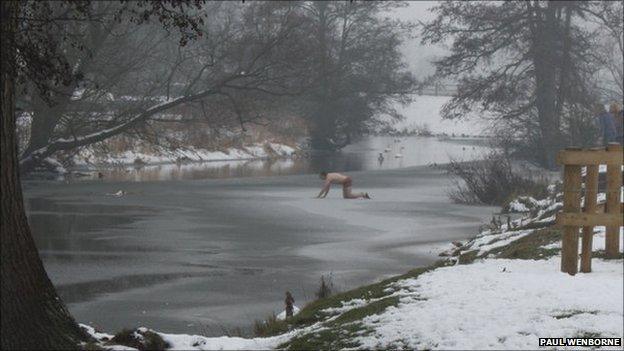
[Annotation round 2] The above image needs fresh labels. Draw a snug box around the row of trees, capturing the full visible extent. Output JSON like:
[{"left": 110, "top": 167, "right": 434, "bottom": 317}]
[
  {"left": 16, "top": 1, "right": 417, "bottom": 174},
  {"left": 2, "top": 1, "right": 416, "bottom": 349},
  {"left": 422, "top": 0, "right": 623, "bottom": 169}
]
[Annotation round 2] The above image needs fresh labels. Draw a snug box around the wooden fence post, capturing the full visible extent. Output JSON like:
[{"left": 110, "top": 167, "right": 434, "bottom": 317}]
[
  {"left": 580, "top": 164, "right": 598, "bottom": 273},
  {"left": 605, "top": 143, "right": 623, "bottom": 258},
  {"left": 561, "top": 163, "right": 582, "bottom": 275}
]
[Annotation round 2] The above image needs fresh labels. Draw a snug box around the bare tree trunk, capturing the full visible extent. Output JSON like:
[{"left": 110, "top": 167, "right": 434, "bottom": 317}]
[
  {"left": 23, "top": 96, "right": 64, "bottom": 156},
  {"left": 23, "top": 16, "right": 110, "bottom": 159},
  {"left": 310, "top": 2, "right": 336, "bottom": 151},
  {"left": 531, "top": 1, "right": 562, "bottom": 169},
  {"left": 555, "top": 5, "right": 572, "bottom": 120},
  {"left": 1, "top": 1, "right": 86, "bottom": 349}
]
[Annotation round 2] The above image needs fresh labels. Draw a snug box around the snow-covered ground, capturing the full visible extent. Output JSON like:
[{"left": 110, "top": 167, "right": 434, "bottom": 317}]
[{"left": 356, "top": 255, "right": 622, "bottom": 350}]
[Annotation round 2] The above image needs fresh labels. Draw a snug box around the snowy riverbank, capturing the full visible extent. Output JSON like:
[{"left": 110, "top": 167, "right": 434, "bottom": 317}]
[
  {"left": 354, "top": 228, "right": 623, "bottom": 350},
  {"left": 73, "top": 142, "right": 298, "bottom": 169}
]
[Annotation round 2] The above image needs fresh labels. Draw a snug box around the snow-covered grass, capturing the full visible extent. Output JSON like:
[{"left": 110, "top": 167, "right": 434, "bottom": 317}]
[
  {"left": 506, "top": 196, "right": 553, "bottom": 213},
  {"left": 473, "top": 229, "right": 535, "bottom": 256},
  {"left": 81, "top": 323, "right": 292, "bottom": 350},
  {"left": 356, "top": 257, "right": 623, "bottom": 350},
  {"left": 541, "top": 226, "right": 624, "bottom": 253},
  {"left": 156, "top": 330, "right": 290, "bottom": 351}
]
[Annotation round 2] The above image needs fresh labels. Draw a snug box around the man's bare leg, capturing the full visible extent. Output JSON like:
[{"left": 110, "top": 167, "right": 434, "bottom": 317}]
[{"left": 343, "top": 186, "right": 370, "bottom": 199}]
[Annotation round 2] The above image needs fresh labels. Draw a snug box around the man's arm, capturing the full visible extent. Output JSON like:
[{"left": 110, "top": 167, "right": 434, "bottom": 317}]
[{"left": 317, "top": 181, "right": 331, "bottom": 198}]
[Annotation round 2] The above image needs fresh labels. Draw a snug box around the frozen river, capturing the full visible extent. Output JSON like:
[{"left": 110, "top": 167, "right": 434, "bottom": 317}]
[{"left": 23, "top": 136, "right": 496, "bottom": 336}]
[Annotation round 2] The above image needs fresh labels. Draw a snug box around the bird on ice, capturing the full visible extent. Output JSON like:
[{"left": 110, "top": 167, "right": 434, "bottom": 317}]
[
  {"left": 106, "top": 190, "right": 126, "bottom": 197},
  {"left": 395, "top": 146, "right": 404, "bottom": 158}
]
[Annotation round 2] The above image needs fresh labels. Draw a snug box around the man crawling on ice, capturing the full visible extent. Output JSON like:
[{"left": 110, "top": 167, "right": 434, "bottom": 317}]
[{"left": 316, "top": 171, "right": 371, "bottom": 199}]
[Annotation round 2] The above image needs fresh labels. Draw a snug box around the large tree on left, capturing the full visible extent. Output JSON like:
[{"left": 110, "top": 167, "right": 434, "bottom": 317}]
[
  {"left": 1, "top": 2, "right": 86, "bottom": 348},
  {"left": 1, "top": 1, "right": 205, "bottom": 348}
]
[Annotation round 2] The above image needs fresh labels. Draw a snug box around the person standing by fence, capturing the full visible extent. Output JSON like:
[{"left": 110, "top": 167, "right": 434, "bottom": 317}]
[
  {"left": 595, "top": 103, "right": 618, "bottom": 146},
  {"left": 609, "top": 102, "right": 623, "bottom": 144}
]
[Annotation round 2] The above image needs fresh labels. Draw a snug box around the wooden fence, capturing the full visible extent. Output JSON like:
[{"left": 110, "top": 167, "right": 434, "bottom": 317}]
[{"left": 556, "top": 143, "right": 623, "bottom": 275}]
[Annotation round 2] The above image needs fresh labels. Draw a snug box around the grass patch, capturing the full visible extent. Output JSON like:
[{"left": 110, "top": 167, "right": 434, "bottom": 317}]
[
  {"left": 460, "top": 225, "right": 621, "bottom": 265},
  {"left": 467, "top": 224, "right": 622, "bottom": 262},
  {"left": 109, "top": 329, "right": 137, "bottom": 347},
  {"left": 253, "top": 313, "right": 280, "bottom": 338},
  {"left": 316, "top": 274, "right": 335, "bottom": 299},
  {"left": 514, "top": 219, "right": 556, "bottom": 231},
  {"left": 458, "top": 250, "right": 479, "bottom": 264},
  {"left": 593, "top": 250, "right": 624, "bottom": 260},
  {"left": 454, "top": 226, "right": 562, "bottom": 265},
  {"left": 281, "top": 322, "right": 370, "bottom": 350},
  {"left": 553, "top": 310, "right": 598, "bottom": 319},
  {"left": 487, "top": 228, "right": 561, "bottom": 260},
  {"left": 80, "top": 342, "right": 105, "bottom": 351},
  {"left": 281, "top": 299, "right": 401, "bottom": 350},
  {"left": 198, "top": 323, "right": 246, "bottom": 338},
  {"left": 332, "top": 296, "right": 400, "bottom": 325}
]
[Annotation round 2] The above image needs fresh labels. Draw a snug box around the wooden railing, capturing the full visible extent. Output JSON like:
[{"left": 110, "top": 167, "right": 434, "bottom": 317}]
[{"left": 556, "top": 143, "right": 623, "bottom": 275}]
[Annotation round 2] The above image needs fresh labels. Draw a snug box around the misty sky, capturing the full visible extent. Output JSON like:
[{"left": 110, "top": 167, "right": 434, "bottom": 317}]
[{"left": 390, "top": 1, "right": 447, "bottom": 78}]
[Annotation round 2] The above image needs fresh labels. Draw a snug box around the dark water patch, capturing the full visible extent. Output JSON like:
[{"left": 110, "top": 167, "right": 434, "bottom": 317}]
[
  {"left": 39, "top": 251, "right": 128, "bottom": 262},
  {"left": 28, "top": 197, "right": 158, "bottom": 215},
  {"left": 441, "top": 138, "right": 490, "bottom": 147},
  {"left": 181, "top": 263, "right": 222, "bottom": 269},
  {"left": 28, "top": 213, "right": 147, "bottom": 254},
  {"left": 360, "top": 202, "right": 486, "bottom": 222},
  {"left": 233, "top": 267, "right": 264, "bottom": 275},
  {"left": 177, "top": 247, "right": 222, "bottom": 255},
  {"left": 57, "top": 272, "right": 222, "bottom": 304},
  {"left": 29, "top": 212, "right": 137, "bottom": 233}
]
